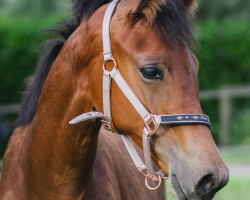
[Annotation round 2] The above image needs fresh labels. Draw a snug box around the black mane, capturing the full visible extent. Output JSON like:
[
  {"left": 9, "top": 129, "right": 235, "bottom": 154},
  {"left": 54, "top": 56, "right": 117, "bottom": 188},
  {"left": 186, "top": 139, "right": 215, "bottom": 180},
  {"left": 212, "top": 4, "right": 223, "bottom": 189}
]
[
  {"left": 156, "top": 0, "right": 195, "bottom": 47},
  {"left": 129, "top": 0, "right": 195, "bottom": 47},
  {"left": 17, "top": 0, "right": 195, "bottom": 127}
]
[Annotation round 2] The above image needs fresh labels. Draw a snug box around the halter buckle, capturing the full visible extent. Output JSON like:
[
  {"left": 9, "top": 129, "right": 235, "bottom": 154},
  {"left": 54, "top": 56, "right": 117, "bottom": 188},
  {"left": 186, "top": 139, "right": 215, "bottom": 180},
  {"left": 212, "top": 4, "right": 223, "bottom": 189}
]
[
  {"left": 138, "top": 167, "right": 148, "bottom": 177},
  {"left": 144, "top": 115, "right": 160, "bottom": 136},
  {"left": 101, "top": 120, "right": 117, "bottom": 133}
]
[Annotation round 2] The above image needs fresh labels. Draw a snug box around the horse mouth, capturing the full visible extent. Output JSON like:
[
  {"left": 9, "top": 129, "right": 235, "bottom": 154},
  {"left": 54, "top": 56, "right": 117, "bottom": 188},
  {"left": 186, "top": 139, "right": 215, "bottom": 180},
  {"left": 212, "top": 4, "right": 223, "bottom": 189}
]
[
  {"left": 170, "top": 174, "right": 217, "bottom": 200},
  {"left": 171, "top": 174, "right": 188, "bottom": 200}
]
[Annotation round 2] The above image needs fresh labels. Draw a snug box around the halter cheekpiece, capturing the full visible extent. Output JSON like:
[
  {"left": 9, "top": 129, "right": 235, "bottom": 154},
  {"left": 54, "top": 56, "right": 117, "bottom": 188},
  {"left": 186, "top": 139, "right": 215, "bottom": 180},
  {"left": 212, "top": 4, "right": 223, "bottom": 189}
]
[{"left": 69, "top": 0, "right": 211, "bottom": 190}]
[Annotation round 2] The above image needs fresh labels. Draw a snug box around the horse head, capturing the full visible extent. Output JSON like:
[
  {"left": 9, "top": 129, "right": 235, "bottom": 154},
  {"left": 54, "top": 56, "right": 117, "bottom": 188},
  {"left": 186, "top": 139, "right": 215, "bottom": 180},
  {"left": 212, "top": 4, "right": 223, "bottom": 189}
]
[
  {"left": 0, "top": 0, "right": 229, "bottom": 199},
  {"left": 72, "top": 0, "right": 229, "bottom": 199}
]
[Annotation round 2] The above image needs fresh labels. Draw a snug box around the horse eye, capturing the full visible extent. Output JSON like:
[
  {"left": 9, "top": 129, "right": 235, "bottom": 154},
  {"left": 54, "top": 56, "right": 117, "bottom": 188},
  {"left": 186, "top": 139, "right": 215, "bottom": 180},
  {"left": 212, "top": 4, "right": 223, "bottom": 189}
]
[{"left": 140, "top": 67, "right": 163, "bottom": 80}]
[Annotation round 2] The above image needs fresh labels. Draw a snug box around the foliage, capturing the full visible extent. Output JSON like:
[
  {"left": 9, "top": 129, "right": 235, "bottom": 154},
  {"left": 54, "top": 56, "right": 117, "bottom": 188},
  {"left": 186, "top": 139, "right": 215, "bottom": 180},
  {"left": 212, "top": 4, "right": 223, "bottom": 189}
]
[
  {"left": 195, "top": 20, "right": 250, "bottom": 145},
  {"left": 195, "top": 20, "right": 250, "bottom": 90},
  {"left": 197, "top": 0, "right": 250, "bottom": 22},
  {"left": 231, "top": 108, "right": 250, "bottom": 144},
  {"left": 0, "top": 0, "right": 70, "bottom": 103},
  {"left": 0, "top": 0, "right": 70, "bottom": 18},
  {"left": 0, "top": 15, "right": 59, "bottom": 103},
  {"left": 214, "top": 177, "right": 250, "bottom": 200}
]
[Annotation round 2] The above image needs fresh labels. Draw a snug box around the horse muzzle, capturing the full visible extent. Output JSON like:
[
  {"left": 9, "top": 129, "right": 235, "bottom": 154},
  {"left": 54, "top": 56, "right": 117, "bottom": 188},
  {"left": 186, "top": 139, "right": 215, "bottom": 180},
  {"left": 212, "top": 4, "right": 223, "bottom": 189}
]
[{"left": 170, "top": 167, "right": 229, "bottom": 200}]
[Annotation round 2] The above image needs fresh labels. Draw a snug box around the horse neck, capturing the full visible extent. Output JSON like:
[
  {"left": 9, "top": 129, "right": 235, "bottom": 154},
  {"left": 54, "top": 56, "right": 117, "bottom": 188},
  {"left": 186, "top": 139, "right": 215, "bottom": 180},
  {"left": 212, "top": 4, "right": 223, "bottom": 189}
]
[{"left": 26, "top": 29, "right": 102, "bottom": 198}]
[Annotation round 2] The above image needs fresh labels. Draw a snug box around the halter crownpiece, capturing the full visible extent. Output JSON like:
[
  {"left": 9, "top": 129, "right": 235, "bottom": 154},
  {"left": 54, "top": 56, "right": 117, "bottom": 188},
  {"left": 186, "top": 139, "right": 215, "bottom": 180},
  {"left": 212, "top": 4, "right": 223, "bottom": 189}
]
[{"left": 69, "top": 0, "right": 211, "bottom": 190}]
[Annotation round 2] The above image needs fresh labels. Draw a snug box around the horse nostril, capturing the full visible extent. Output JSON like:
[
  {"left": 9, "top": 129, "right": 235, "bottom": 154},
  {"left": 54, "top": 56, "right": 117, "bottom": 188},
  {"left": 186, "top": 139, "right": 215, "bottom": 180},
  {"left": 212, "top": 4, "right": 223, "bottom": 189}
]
[{"left": 196, "top": 174, "right": 215, "bottom": 196}]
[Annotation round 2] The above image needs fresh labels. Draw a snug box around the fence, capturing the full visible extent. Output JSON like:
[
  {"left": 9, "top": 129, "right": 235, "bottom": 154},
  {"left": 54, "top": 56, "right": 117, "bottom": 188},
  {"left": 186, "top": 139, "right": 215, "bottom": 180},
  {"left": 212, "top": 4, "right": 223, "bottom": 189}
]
[
  {"left": 1, "top": 85, "right": 250, "bottom": 146},
  {"left": 200, "top": 85, "right": 250, "bottom": 145},
  {"left": 0, "top": 104, "right": 20, "bottom": 114}
]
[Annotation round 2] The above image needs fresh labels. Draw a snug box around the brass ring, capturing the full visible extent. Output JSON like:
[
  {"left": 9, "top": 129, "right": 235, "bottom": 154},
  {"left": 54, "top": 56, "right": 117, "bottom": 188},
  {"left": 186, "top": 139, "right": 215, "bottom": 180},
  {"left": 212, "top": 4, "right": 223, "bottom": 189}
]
[
  {"left": 145, "top": 175, "right": 162, "bottom": 190},
  {"left": 103, "top": 57, "right": 117, "bottom": 71}
]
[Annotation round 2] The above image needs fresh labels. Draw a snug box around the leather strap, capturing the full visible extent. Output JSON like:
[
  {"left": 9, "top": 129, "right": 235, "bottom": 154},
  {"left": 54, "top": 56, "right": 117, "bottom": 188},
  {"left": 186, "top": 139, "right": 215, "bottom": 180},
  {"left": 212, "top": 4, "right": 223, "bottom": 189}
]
[
  {"left": 102, "top": 0, "right": 121, "bottom": 61},
  {"left": 103, "top": 69, "right": 112, "bottom": 121},
  {"left": 110, "top": 68, "right": 151, "bottom": 122},
  {"left": 121, "top": 134, "right": 147, "bottom": 171},
  {"left": 143, "top": 128, "right": 159, "bottom": 178},
  {"left": 155, "top": 114, "right": 211, "bottom": 129},
  {"left": 69, "top": 112, "right": 110, "bottom": 124}
]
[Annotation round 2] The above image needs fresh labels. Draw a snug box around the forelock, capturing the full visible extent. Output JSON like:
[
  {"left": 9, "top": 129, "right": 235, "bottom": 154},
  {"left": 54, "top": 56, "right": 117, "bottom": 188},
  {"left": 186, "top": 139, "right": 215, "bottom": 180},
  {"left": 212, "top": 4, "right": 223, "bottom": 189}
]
[{"left": 127, "top": 0, "right": 195, "bottom": 48}]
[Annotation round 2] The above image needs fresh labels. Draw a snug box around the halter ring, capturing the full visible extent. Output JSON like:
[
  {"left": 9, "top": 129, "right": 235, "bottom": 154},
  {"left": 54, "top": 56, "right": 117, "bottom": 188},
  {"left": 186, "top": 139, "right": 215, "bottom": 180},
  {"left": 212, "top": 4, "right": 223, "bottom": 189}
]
[
  {"left": 145, "top": 174, "right": 162, "bottom": 190},
  {"left": 103, "top": 57, "right": 117, "bottom": 71}
]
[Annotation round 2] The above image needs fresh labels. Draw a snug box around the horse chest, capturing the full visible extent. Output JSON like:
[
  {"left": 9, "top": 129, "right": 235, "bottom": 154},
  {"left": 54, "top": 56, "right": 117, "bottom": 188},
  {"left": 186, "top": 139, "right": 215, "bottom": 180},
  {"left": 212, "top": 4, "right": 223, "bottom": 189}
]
[{"left": 82, "top": 129, "right": 165, "bottom": 200}]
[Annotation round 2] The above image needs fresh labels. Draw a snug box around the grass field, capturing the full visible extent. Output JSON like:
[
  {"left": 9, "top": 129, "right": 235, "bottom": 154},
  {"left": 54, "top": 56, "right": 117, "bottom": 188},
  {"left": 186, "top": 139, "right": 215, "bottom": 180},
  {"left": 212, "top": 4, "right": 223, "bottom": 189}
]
[
  {"left": 220, "top": 146, "right": 250, "bottom": 164},
  {"left": 214, "top": 147, "right": 250, "bottom": 199},
  {"left": 214, "top": 177, "right": 250, "bottom": 200}
]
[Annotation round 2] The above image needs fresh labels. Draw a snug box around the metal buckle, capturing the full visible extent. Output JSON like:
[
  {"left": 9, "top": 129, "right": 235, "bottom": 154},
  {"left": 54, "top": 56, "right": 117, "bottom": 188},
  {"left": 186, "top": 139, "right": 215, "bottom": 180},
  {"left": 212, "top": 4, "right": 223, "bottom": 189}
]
[
  {"left": 144, "top": 115, "right": 160, "bottom": 136},
  {"left": 101, "top": 120, "right": 117, "bottom": 133}
]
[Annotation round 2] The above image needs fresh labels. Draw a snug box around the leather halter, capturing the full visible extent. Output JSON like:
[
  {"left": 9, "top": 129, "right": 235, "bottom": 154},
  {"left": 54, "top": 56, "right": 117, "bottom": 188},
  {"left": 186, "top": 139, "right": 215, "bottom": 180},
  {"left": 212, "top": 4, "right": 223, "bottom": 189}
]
[{"left": 69, "top": 0, "right": 211, "bottom": 190}]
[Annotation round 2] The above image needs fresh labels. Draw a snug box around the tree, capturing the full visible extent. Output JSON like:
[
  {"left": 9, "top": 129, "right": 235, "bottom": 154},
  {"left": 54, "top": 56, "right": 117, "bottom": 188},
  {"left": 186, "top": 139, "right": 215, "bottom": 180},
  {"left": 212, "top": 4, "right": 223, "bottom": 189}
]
[{"left": 197, "top": 0, "right": 250, "bottom": 21}]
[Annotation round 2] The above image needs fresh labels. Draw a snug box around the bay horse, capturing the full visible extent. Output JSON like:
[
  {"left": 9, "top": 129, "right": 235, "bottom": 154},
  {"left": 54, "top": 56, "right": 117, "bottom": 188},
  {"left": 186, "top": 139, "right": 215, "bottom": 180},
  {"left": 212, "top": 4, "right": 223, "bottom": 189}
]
[{"left": 0, "top": 0, "right": 229, "bottom": 199}]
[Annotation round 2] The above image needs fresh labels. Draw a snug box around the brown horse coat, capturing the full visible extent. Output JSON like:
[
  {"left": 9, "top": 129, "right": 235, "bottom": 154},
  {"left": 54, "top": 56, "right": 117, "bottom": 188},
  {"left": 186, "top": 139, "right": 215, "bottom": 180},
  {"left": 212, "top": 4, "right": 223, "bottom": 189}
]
[{"left": 1, "top": 126, "right": 165, "bottom": 200}]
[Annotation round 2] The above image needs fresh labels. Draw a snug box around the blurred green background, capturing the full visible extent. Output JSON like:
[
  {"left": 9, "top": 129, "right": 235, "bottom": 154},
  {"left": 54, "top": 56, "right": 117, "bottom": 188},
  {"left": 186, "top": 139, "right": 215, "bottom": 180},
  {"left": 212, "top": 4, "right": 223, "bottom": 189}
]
[{"left": 0, "top": 0, "right": 249, "bottom": 199}]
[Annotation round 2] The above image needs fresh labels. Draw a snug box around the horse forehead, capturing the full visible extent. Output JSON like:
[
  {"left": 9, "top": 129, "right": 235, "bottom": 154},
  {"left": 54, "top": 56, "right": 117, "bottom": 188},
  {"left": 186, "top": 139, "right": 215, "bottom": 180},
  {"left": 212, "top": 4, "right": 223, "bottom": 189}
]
[
  {"left": 113, "top": 22, "right": 169, "bottom": 60},
  {"left": 115, "top": 29, "right": 192, "bottom": 68}
]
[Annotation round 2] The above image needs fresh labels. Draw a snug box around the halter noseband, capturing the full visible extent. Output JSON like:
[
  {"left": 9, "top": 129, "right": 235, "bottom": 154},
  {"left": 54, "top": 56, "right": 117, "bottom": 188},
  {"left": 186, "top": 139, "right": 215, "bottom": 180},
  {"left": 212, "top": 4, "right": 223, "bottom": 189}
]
[{"left": 69, "top": 0, "right": 211, "bottom": 190}]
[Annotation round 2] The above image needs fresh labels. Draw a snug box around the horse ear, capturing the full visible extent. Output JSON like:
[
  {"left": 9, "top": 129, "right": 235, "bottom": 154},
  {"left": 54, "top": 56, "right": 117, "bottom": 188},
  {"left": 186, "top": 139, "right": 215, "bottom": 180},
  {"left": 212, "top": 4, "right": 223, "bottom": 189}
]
[{"left": 180, "top": 0, "right": 198, "bottom": 14}]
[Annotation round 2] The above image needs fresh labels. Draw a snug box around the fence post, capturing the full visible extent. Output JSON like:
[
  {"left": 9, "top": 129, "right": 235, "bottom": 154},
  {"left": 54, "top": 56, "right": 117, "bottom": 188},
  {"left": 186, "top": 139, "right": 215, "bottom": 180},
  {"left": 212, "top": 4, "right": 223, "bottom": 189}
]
[
  {"left": 219, "top": 88, "right": 230, "bottom": 146},
  {"left": 0, "top": 104, "right": 21, "bottom": 114}
]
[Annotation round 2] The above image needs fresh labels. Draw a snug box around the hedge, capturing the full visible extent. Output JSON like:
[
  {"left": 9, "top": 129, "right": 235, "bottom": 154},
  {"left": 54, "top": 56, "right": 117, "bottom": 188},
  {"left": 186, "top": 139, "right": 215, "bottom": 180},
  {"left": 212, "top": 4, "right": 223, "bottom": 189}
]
[
  {"left": 196, "top": 20, "right": 250, "bottom": 90},
  {"left": 195, "top": 20, "right": 250, "bottom": 144},
  {"left": 0, "top": 15, "right": 58, "bottom": 103}
]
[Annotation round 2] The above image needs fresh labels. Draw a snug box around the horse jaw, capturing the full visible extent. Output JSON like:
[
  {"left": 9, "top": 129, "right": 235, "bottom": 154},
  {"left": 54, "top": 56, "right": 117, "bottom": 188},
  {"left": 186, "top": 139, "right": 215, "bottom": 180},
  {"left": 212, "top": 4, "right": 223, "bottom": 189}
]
[{"left": 153, "top": 125, "right": 229, "bottom": 200}]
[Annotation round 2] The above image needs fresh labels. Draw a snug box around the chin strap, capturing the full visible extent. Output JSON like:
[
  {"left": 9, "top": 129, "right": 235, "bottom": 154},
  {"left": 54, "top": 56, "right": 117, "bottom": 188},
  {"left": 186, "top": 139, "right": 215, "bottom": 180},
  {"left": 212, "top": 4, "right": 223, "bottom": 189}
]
[{"left": 69, "top": 0, "right": 211, "bottom": 190}]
